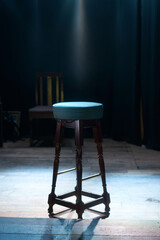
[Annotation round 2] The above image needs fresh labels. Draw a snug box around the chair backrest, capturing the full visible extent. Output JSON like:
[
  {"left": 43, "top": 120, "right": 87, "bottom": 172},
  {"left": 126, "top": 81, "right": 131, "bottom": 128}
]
[{"left": 35, "top": 72, "right": 64, "bottom": 105}]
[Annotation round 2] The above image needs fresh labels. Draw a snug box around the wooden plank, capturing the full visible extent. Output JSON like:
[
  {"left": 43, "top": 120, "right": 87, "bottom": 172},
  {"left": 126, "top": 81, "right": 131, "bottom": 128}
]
[
  {"left": 0, "top": 218, "right": 160, "bottom": 239},
  {"left": 0, "top": 234, "right": 160, "bottom": 240}
]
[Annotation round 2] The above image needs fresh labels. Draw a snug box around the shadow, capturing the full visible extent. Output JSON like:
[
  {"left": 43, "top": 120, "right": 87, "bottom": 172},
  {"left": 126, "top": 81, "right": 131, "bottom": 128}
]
[
  {"left": 40, "top": 218, "right": 100, "bottom": 240},
  {"left": 71, "top": 218, "right": 100, "bottom": 240},
  {"left": 31, "top": 139, "right": 55, "bottom": 147},
  {"left": 40, "top": 218, "right": 69, "bottom": 240}
]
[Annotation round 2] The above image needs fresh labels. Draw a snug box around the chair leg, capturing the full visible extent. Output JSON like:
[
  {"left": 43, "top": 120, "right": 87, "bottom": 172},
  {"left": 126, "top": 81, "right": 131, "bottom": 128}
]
[
  {"left": 48, "top": 120, "right": 62, "bottom": 214},
  {"left": 75, "top": 120, "right": 84, "bottom": 219},
  {"left": 93, "top": 120, "right": 110, "bottom": 216}
]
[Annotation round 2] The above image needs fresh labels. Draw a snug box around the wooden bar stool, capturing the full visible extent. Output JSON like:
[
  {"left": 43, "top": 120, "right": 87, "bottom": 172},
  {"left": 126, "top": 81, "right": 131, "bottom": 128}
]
[{"left": 48, "top": 102, "right": 110, "bottom": 219}]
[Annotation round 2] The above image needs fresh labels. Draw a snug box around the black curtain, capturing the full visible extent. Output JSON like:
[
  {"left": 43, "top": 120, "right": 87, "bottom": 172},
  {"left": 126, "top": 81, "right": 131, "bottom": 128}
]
[
  {"left": 107, "top": 0, "right": 142, "bottom": 145},
  {"left": 140, "top": 0, "right": 160, "bottom": 150},
  {"left": 0, "top": 0, "right": 160, "bottom": 149}
]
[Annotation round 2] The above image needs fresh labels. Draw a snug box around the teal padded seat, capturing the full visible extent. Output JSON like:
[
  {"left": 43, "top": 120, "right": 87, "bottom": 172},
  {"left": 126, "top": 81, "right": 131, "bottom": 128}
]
[{"left": 53, "top": 101, "right": 103, "bottom": 120}]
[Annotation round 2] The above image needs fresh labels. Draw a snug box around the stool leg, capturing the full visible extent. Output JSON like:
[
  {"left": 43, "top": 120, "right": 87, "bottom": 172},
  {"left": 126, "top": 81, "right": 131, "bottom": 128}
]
[
  {"left": 93, "top": 120, "right": 110, "bottom": 217},
  {"left": 48, "top": 120, "right": 62, "bottom": 214},
  {"left": 75, "top": 120, "right": 84, "bottom": 219}
]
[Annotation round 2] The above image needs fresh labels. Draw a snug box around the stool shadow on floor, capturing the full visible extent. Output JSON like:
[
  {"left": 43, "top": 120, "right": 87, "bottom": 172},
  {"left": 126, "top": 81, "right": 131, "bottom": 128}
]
[
  {"left": 40, "top": 218, "right": 100, "bottom": 240},
  {"left": 71, "top": 219, "right": 100, "bottom": 240}
]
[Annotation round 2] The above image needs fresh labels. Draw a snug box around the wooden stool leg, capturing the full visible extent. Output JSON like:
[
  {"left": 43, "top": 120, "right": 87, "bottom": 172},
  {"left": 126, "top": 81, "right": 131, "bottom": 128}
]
[
  {"left": 48, "top": 120, "right": 62, "bottom": 214},
  {"left": 93, "top": 120, "right": 110, "bottom": 216},
  {"left": 75, "top": 120, "right": 84, "bottom": 219}
]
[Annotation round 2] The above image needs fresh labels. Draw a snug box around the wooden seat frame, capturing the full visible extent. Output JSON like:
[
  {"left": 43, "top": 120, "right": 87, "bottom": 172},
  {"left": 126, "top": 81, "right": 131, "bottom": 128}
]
[{"left": 48, "top": 119, "right": 110, "bottom": 219}]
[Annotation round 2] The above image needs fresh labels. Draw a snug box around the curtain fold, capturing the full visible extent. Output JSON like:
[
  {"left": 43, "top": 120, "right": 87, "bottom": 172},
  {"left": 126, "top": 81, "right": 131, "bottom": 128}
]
[
  {"left": 107, "top": 0, "right": 160, "bottom": 149},
  {"left": 141, "top": 0, "right": 160, "bottom": 149},
  {"left": 109, "top": 0, "right": 141, "bottom": 145}
]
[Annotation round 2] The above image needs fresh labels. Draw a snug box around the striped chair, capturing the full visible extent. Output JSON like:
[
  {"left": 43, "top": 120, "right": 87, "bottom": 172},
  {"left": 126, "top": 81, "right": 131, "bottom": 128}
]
[{"left": 29, "top": 72, "right": 64, "bottom": 146}]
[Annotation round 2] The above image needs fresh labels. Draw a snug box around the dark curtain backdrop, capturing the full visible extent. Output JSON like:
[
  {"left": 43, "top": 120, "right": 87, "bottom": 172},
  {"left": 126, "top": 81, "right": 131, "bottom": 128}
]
[
  {"left": 0, "top": 0, "right": 160, "bottom": 149},
  {"left": 141, "top": 0, "right": 160, "bottom": 150}
]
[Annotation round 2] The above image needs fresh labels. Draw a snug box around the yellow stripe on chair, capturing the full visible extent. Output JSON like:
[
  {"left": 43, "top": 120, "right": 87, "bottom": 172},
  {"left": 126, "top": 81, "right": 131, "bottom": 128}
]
[
  {"left": 47, "top": 76, "right": 52, "bottom": 105},
  {"left": 35, "top": 79, "right": 38, "bottom": 105},
  {"left": 56, "top": 76, "right": 59, "bottom": 103},
  {"left": 61, "top": 78, "right": 64, "bottom": 102},
  {"left": 40, "top": 76, "right": 43, "bottom": 105}
]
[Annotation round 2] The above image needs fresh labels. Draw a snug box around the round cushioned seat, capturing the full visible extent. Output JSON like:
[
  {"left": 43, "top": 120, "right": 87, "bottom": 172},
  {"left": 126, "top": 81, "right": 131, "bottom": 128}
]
[{"left": 53, "top": 101, "right": 103, "bottom": 120}]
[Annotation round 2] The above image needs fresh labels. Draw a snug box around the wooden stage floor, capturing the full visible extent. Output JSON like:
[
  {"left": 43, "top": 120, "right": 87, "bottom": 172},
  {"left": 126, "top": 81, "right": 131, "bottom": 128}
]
[{"left": 0, "top": 138, "right": 160, "bottom": 239}]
